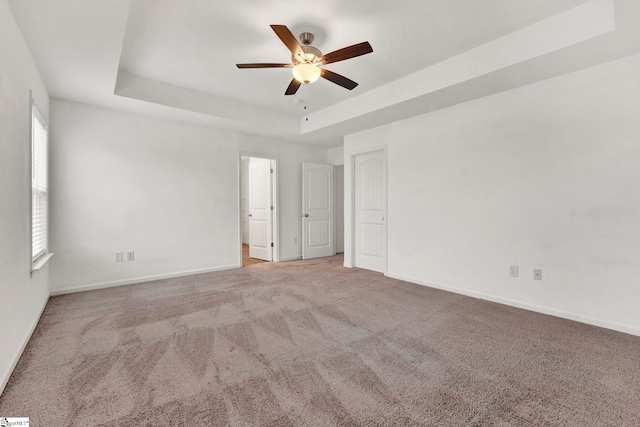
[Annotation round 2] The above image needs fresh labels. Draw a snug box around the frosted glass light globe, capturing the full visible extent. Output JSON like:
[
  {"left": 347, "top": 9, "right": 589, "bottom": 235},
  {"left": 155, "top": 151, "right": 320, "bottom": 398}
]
[{"left": 292, "top": 63, "right": 321, "bottom": 84}]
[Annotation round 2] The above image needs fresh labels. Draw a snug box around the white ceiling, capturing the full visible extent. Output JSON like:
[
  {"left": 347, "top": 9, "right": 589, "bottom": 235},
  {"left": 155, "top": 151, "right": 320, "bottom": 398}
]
[{"left": 8, "top": 0, "right": 640, "bottom": 147}]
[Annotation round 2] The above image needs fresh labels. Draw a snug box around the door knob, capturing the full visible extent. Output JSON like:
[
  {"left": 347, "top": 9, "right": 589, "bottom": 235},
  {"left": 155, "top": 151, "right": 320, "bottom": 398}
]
[{"left": 304, "top": 214, "right": 309, "bottom": 217}]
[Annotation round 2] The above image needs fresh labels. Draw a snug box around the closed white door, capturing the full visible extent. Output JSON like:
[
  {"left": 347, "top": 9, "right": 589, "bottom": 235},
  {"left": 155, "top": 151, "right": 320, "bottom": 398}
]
[
  {"left": 249, "top": 158, "right": 272, "bottom": 261},
  {"left": 302, "top": 162, "right": 334, "bottom": 259},
  {"left": 355, "top": 150, "right": 386, "bottom": 273}
]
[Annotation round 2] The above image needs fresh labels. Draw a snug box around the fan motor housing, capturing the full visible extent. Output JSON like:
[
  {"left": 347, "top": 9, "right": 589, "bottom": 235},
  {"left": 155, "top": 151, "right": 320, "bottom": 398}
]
[{"left": 293, "top": 33, "right": 322, "bottom": 64}]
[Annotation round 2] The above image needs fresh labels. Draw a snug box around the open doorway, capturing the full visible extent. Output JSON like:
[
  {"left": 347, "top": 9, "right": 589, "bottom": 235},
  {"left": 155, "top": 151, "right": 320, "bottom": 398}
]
[{"left": 239, "top": 154, "right": 279, "bottom": 267}]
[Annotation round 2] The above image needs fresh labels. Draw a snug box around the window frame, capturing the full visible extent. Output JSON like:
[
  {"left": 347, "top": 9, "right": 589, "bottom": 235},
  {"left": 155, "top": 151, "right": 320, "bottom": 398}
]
[{"left": 30, "top": 96, "right": 52, "bottom": 273}]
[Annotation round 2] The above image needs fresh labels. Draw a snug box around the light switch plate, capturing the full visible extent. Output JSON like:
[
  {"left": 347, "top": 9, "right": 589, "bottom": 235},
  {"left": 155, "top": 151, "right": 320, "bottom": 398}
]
[{"left": 510, "top": 265, "right": 518, "bottom": 278}]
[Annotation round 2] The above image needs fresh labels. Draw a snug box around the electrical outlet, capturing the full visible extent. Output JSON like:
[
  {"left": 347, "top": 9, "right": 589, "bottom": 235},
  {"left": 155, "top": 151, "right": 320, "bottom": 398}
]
[
  {"left": 127, "top": 251, "right": 135, "bottom": 261},
  {"left": 116, "top": 252, "right": 123, "bottom": 262},
  {"left": 293, "top": 237, "right": 298, "bottom": 244},
  {"left": 534, "top": 269, "right": 542, "bottom": 280},
  {"left": 509, "top": 265, "right": 518, "bottom": 278}
]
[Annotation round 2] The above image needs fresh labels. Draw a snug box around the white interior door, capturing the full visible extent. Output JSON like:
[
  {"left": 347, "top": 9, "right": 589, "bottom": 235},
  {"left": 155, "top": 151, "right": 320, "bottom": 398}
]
[
  {"left": 249, "top": 158, "right": 272, "bottom": 261},
  {"left": 355, "top": 150, "right": 386, "bottom": 273},
  {"left": 302, "top": 162, "right": 334, "bottom": 259}
]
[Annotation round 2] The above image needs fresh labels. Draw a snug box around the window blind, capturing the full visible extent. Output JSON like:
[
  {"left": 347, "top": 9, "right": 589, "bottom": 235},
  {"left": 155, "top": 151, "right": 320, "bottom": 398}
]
[{"left": 32, "top": 104, "right": 48, "bottom": 262}]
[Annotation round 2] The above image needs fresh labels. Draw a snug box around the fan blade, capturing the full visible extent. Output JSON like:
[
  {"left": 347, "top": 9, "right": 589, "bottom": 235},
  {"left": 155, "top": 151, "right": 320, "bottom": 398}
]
[
  {"left": 236, "top": 63, "right": 293, "bottom": 69},
  {"left": 318, "top": 42, "right": 373, "bottom": 65},
  {"left": 321, "top": 69, "right": 358, "bottom": 90},
  {"left": 271, "top": 25, "right": 305, "bottom": 61},
  {"left": 285, "top": 78, "right": 302, "bottom": 95}
]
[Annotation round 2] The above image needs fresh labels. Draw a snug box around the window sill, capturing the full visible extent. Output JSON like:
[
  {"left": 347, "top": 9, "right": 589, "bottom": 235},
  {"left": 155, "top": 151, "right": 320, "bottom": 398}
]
[{"left": 31, "top": 252, "right": 53, "bottom": 274}]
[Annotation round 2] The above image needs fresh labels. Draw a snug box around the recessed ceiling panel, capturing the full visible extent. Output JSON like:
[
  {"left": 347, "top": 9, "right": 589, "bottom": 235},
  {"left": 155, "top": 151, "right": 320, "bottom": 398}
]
[{"left": 118, "top": 0, "right": 588, "bottom": 117}]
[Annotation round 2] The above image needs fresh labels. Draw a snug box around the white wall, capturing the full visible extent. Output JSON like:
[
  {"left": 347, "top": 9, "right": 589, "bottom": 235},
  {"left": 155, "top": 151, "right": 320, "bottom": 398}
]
[
  {"left": 345, "top": 53, "right": 640, "bottom": 336},
  {"left": 0, "top": 0, "right": 50, "bottom": 394},
  {"left": 49, "top": 99, "right": 326, "bottom": 293},
  {"left": 328, "top": 146, "right": 344, "bottom": 166}
]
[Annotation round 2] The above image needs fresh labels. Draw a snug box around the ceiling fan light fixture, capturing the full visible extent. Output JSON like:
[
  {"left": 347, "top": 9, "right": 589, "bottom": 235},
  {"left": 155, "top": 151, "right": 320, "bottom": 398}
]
[
  {"left": 236, "top": 25, "right": 373, "bottom": 95},
  {"left": 292, "top": 63, "right": 321, "bottom": 84}
]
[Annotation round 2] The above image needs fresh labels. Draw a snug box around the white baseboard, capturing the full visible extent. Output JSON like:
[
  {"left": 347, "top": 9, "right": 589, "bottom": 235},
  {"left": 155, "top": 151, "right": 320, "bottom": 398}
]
[
  {"left": 279, "top": 256, "right": 302, "bottom": 262},
  {"left": 50, "top": 264, "right": 241, "bottom": 296},
  {"left": 0, "top": 293, "right": 49, "bottom": 397},
  {"left": 386, "top": 272, "right": 640, "bottom": 338}
]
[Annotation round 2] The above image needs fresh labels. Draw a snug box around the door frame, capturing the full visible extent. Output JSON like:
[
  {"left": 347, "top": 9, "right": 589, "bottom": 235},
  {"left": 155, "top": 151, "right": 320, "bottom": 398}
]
[
  {"left": 347, "top": 146, "right": 388, "bottom": 274},
  {"left": 333, "top": 165, "right": 344, "bottom": 255},
  {"left": 238, "top": 151, "right": 279, "bottom": 265}
]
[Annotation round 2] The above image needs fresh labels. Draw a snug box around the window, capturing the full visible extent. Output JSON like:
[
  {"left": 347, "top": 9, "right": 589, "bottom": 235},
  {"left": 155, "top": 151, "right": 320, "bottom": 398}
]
[{"left": 31, "top": 102, "right": 49, "bottom": 268}]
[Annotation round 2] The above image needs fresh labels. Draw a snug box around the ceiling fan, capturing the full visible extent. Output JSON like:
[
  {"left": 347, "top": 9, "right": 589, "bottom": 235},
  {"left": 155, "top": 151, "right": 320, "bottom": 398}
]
[{"left": 236, "top": 25, "right": 373, "bottom": 95}]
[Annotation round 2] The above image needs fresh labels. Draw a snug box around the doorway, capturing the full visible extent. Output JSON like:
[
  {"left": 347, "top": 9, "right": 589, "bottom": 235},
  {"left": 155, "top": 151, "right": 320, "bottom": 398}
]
[{"left": 239, "top": 154, "right": 278, "bottom": 266}]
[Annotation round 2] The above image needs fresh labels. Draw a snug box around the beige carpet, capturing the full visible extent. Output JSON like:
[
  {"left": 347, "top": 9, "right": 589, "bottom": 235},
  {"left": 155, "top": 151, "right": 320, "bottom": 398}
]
[{"left": 1, "top": 255, "right": 639, "bottom": 426}]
